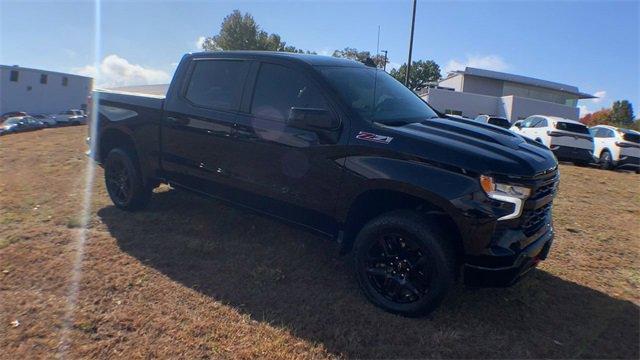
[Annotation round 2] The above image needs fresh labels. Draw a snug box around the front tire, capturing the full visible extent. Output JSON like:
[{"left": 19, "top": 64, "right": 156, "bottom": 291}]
[
  {"left": 104, "top": 148, "right": 152, "bottom": 211},
  {"left": 353, "top": 210, "right": 456, "bottom": 317}
]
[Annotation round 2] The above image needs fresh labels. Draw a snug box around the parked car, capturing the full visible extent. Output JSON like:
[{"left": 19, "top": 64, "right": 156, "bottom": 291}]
[
  {"left": 1, "top": 111, "right": 28, "bottom": 122},
  {"left": 89, "top": 52, "right": 559, "bottom": 316},
  {"left": 32, "top": 114, "right": 58, "bottom": 127},
  {"left": 511, "top": 115, "right": 595, "bottom": 165},
  {"left": 0, "top": 116, "right": 43, "bottom": 135},
  {"left": 474, "top": 115, "right": 511, "bottom": 129},
  {"left": 589, "top": 125, "right": 640, "bottom": 172},
  {"left": 57, "top": 109, "right": 86, "bottom": 125}
]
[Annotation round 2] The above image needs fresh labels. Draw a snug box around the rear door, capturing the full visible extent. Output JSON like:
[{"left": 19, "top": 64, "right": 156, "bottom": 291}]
[
  {"left": 230, "top": 61, "right": 345, "bottom": 233},
  {"left": 161, "top": 58, "right": 252, "bottom": 191}
]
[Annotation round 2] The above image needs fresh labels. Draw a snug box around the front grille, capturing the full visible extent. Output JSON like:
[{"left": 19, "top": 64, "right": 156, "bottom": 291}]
[
  {"left": 529, "top": 171, "right": 559, "bottom": 200},
  {"left": 522, "top": 202, "right": 553, "bottom": 236}
]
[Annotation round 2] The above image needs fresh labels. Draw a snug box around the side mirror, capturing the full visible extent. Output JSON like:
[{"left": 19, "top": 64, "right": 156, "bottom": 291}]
[
  {"left": 514, "top": 123, "right": 522, "bottom": 129},
  {"left": 287, "top": 107, "right": 339, "bottom": 130}
]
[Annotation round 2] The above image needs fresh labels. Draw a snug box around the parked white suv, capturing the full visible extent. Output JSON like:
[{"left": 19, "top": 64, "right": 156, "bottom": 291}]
[
  {"left": 511, "top": 115, "right": 595, "bottom": 165},
  {"left": 57, "top": 109, "right": 86, "bottom": 125},
  {"left": 589, "top": 125, "right": 640, "bottom": 172}
]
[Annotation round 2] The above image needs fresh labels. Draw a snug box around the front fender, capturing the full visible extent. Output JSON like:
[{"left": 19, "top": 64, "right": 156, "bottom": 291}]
[{"left": 336, "top": 156, "right": 503, "bottom": 254}]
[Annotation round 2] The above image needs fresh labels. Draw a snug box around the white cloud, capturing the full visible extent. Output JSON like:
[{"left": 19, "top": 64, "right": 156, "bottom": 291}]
[
  {"left": 592, "top": 90, "right": 606, "bottom": 103},
  {"left": 579, "top": 105, "right": 595, "bottom": 117},
  {"left": 195, "top": 36, "right": 206, "bottom": 50},
  {"left": 443, "top": 54, "right": 510, "bottom": 75},
  {"left": 74, "top": 54, "right": 171, "bottom": 88}
]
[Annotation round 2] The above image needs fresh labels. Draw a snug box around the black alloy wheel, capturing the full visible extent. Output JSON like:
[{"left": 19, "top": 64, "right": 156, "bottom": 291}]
[
  {"left": 353, "top": 210, "right": 455, "bottom": 317},
  {"left": 105, "top": 155, "right": 133, "bottom": 206},
  {"left": 364, "top": 232, "right": 434, "bottom": 304}
]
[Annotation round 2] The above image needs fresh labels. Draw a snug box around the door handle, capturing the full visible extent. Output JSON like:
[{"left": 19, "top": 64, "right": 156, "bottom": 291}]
[{"left": 165, "top": 116, "right": 187, "bottom": 126}]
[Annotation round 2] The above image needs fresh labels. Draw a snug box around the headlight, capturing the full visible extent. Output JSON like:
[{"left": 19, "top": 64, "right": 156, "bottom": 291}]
[{"left": 480, "top": 175, "right": 531, "bottom": 220}]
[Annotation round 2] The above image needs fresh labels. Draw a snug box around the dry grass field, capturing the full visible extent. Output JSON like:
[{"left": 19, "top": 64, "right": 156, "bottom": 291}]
[{"left": 1, "top": 126, "right": 639, "bottom": 359}]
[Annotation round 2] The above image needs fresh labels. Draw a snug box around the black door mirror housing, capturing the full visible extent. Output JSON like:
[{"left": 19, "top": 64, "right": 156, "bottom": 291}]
[{"left": 287, "top": 107, "right": 339, "bottom": 130}]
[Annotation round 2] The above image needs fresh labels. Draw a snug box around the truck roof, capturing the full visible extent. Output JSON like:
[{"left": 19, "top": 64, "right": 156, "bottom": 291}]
[{"left": 188, "top": 51, "right": 367, "bottom": 67}]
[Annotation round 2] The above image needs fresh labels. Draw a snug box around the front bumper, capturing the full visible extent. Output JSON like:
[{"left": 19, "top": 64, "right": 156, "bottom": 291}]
[
  {"left": 462, "top": 168, "right": 558, "bottom": 287},
  {"left": 463, "top": 227, "right": 553, "bottom": 286},
  {"left": 551, "top": 145, "right": 595, "bottom": 163}
]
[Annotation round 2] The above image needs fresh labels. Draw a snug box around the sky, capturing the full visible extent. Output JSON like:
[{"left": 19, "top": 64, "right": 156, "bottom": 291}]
[{"left": 1, "top": 0, "right": 638, "bottom": 116}]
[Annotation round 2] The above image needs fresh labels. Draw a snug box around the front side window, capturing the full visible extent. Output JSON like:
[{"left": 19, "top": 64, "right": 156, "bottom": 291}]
[
  {"left": 185, "top": 60, "right": 249, "bottom": 110},
  {"left": 534, "top": 118, "right": 548, "bottom": 128},
  {"left": 317, "top": 66, "right": 439, "bottom": 125},
  {"left": 521, "top": 117, "right": 536, "bottom": 128},
  {"left": 251, "top": 63, "right": 327, "bottom": 121}
]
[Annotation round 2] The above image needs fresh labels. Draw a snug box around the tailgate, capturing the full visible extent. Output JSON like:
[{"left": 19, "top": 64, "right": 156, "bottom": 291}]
[{"left": 550, "top": 131, "right": 593, "bottom": 150}]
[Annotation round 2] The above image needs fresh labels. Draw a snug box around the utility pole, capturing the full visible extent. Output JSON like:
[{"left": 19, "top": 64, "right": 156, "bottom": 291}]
[
  {"left": 405, "top": 0, "right": 417, "bottom": 87},
  {"left": 381, "top": 50, "right": 388, "bottom": 71}
]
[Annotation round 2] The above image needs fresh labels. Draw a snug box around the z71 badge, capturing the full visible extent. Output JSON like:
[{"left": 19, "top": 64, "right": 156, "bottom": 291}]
[{"left": 355, "top": 131, "right": 393, "bottom": 144}]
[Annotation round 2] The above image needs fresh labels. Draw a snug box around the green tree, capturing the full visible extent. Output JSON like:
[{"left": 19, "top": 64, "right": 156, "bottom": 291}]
[
  {"left": 202, "top": 10, "right": 311, "bottom": 53},
  {"left": 332, "top": 47, "right": 388, "bottom": 68},
  {"left": 610, "top": 100, "right": 634, "bottom": 126},
  {"left": 389, "top": 60, "right": 441, "bottom": 91}
]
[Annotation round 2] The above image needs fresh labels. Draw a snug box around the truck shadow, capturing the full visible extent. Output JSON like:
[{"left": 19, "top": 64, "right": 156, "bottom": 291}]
[{"left": 97, "top": 188, "right": 639, "bottom": 359}]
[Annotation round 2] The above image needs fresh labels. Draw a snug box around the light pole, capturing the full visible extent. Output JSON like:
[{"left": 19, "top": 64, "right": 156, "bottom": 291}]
[
  {"left": 405, "top": 0, "right": 417, "bottom": 87},
  {"left": 381, "top": 50, "right": 388, "bottom": 71}
]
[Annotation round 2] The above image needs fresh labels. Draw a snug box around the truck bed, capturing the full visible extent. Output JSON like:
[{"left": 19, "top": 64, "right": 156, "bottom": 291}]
[{"left": 95, "top": 85, "right": 167, "bottom": 110}]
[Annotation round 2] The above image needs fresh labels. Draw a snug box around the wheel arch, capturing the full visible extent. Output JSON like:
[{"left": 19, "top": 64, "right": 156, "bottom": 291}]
[{"left": 338, "top": 186, "right": 465, "bottom": 259}]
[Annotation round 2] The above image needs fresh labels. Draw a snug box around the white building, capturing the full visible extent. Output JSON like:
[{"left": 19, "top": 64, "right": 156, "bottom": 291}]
[
  {"left": 421, "top": 67, "right": 595, "bottom": 122},
  {"left": 0, "top": 65, "right": 92, "bottom": 115}
]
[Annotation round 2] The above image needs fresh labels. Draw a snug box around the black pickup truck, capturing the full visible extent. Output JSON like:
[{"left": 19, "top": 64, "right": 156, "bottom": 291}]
[{"left": 89, "top": 51, "right": 559, "bottom": 316}]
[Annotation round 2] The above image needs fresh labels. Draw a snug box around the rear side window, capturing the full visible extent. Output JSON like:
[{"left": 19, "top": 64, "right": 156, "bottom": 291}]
[
  {"left": 251, "top": 63, "right": 327, "bottom": 121},
  {"left": 555, "top": 121, "right": 589, "bottom": 134},
  {"left": 487, "top": 117, "right": 510, "bottom": 128},
  {"left": 185, "top": 60, "right": 250, "bottom": 111}
]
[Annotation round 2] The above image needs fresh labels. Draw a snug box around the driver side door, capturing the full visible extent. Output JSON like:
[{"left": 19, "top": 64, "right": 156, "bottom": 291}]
[{"left": 231, "top": 61, "right": 345, "bottom": 234}]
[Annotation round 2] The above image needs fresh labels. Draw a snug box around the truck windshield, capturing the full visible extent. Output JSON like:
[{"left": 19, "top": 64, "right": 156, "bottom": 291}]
[{"left": 317, "top": 66, "right": 439, "bottom": 125}]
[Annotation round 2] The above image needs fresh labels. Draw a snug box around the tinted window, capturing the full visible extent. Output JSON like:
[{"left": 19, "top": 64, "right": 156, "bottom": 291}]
[
  {"left": 40, "top": 74, "right": 47, "bottom": 84},
  {"left": 185, "top": 60, "right": 249, "bottom": 111},
  {"left": 251, "top": 63, "right": 327, "bottom": 121},
  {"left": 318, "top": 66, "right": 438, "bottom": 125},
  {"left": 487, "top": 117, "right": 510, "bottom": 128},
  {"left": 534, "top": 118, "right": 548, "bottom": 128},
  {"left": 10, "top": 70, "right": 19, "bottom": 82},
  {"left": 622, "top": 131, "right": 640, "bottom": 144},
  {"left": 521, "top": 117, "right": 536, "bottom": 128},
  {"left": 555, "top": 121, "right": 589, "bottom": 134}
]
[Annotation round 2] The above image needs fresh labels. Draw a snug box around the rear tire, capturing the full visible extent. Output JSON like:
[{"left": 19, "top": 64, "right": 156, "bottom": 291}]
[
  {"left": 599, "top": 150, "right": 613, "bottom": 170},
  {"left": 353, "top": 210, "right": 456, "bottom": 317},
  {"left": 104, "top": 148, "right": 152, "bottom": 211}
]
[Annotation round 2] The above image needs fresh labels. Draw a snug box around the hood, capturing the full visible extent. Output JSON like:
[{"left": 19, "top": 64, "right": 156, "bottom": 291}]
[{"left": 385, "top": 117, "right": 557, "bottom": 177}]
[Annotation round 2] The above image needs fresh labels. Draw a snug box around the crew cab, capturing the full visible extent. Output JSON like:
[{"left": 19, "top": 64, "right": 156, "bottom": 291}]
[
  {"left": 89, "top": 51, "right": 559, "bottom": 316},
  {"left": 511, "top": 115, "right": 595, "bottom": 165},
  {"left": 589, "top": 125, "right": 640, "bottom": 172}
]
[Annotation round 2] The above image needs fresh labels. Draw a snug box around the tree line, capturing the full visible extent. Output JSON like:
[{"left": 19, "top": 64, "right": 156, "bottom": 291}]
[
  {"left": 580, "top": 100, "right": 638, "bottom": 131},
  {"left": 201, "top": 10, "right": 441, "bottom": 90}
]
